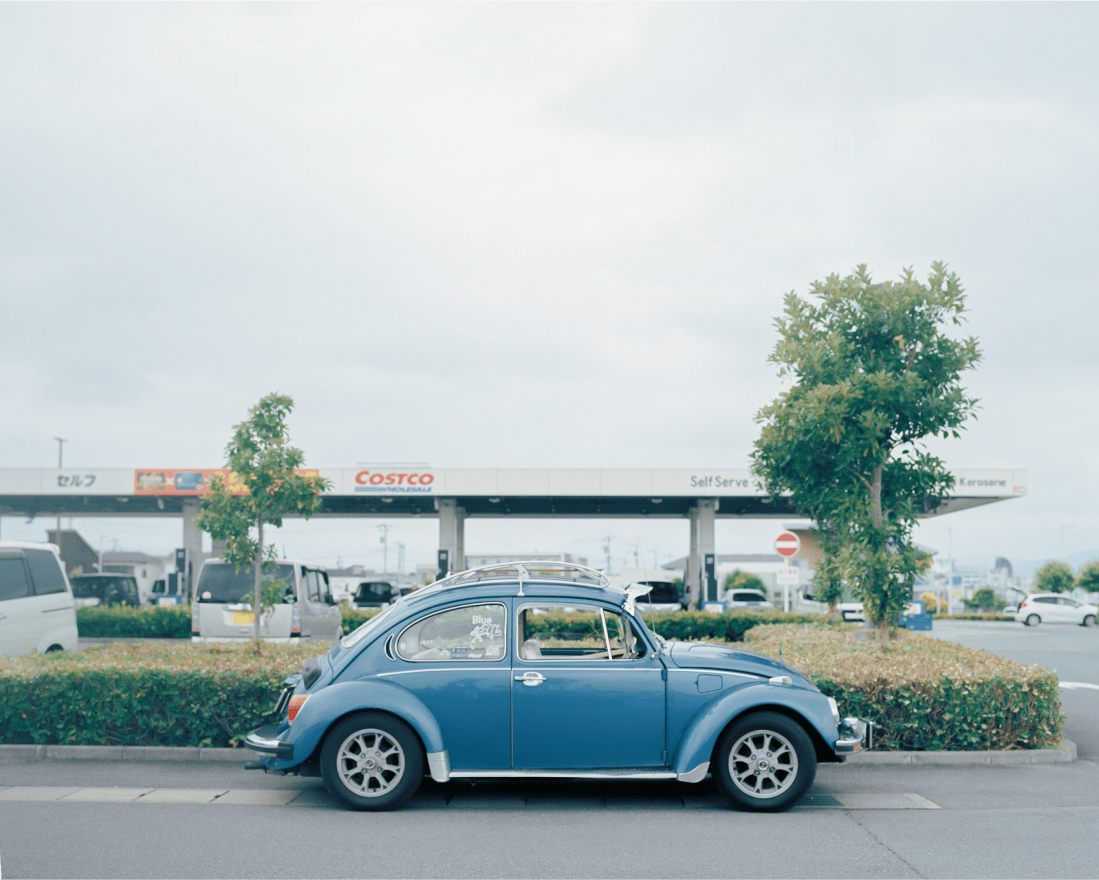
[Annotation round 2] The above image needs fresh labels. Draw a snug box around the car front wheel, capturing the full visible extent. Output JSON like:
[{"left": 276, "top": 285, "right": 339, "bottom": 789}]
[
  {"left": 1083, "top": 615, "right": 1095, "bottom": 628},
  {"left": 320, "top": 712, "right": 424, "bottom": 811},
  {"left": 1025, "top": 614, "right": 1040, "bottom": 627},
  {"left": 713, "top": 712, "right": 816, "bottom": 812}
]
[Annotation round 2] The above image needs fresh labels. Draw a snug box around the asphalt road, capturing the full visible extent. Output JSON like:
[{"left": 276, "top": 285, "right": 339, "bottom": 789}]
[{"left": 0, "top": 621, "right": 1094, "bottom": 879}]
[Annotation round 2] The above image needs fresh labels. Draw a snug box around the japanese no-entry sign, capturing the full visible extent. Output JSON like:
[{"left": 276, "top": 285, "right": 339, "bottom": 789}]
[{"left": 774, "top": 531, "right": 800, "bottom": 558}]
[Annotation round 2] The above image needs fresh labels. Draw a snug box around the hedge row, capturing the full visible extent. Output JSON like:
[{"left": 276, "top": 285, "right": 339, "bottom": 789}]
[
  {"left": 0, "top": 643, "right": 314, "bottom": 748},
  {"left": 745, "top": 624, "right": 1063, "bottom": 751},
  {"left": 77, "top": 605, "right": 192, "bottom": 639},
  {"left": 76, "top": 605, "right": 813, "bottom": 641}
]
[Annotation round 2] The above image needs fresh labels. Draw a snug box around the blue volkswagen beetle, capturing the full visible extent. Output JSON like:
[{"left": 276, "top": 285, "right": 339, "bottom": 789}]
[{"left": 245, "top": 562, "right": 870, "bottom": 812}]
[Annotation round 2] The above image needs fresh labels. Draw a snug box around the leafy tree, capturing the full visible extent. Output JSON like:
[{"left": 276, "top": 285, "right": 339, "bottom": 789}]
[
  {"left": 919, "top": 591, "right": 939, "bottom": 614},
  {"left": 810, "top": 528, "right": 846, "bottom": 620},
  {"left": 722, "top": 569, "right": 767, "bottom": 595},
  {"left": 195, "top": 393, "right": 331, "bottom": 652},
  {"left": 751, "top": 264, "right": 981, "bottom": 645},
  {"left": 1033, "top": 561, "right": 1074, "bottom": 594},
  {"left": 1076, "top": 561, "right": 1099, "bottom": 593},
  {"left": 964, "top": 587, "right": 1005, "bottom": 612}
]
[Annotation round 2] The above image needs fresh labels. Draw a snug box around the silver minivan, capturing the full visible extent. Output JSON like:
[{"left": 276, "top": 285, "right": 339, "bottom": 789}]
[
  {"left": 191, "top": 558, "right": 342, "bottom": 643},
  {"left": 0, "top": 541, "right": 79, "bottom": 656}
]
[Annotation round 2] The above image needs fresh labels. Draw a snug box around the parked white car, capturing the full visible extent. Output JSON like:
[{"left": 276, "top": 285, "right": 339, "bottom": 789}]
[
  {"left": 0, "top": 541, "right": 79, "bottom": 656},
  {"left": 723, "top": 589, "right": 771, "bottom": 611},
  {"left": 1016, "top": 593, "right": 1097, "bottom": 627}
]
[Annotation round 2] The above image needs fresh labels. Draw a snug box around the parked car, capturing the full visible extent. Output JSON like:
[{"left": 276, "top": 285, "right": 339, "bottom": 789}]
[
  {"left": 631, "top": 579, "right": 686, "bottom": 613},
  {"left": 1015, "top": 593, "right": 1097, "bottom": 627},
  {"left": 245, "top": 561, "right": 871, "bottom": 813},
  {"left": 352, "top": 581, "right": 396, "bottom": 610},
  {"left": 723, "top": 589, "right": 771, "bottom": 611},
  {"left": 0, "top": 541, "right": 79, "bottom": 656},
  {"left": 69, "top": 573, "right": 141, "bottom": 607},
  {"left": 837, "top": 601, "right": 864, "bottom": 622},
  {"left": 192, "top": 559, "right": 342, "bottom": 643}
]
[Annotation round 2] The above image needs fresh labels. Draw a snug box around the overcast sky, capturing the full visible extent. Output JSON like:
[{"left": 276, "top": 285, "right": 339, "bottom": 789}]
[{"left": 2, "top": 2, "right": 1097, "bottom": 576}]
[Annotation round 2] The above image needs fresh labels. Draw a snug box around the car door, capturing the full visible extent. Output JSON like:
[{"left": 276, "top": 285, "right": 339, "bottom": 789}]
[
  {"left": 386, "top": 601, "right": 512, "bottom": 770},
  {"left": 511, "top": 601, "right": 666, "bottom": 769}
]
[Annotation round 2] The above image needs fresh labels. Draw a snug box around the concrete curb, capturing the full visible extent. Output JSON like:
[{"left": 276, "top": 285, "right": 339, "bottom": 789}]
[
  {"left": 0, "top": 744, "right": 262, "bottom": 763},
  {"left": 844, "top": 739, "right": 1076, "bottom": 765},
  {"left": 0, "top": 741, "right": 1076, "bottom": 765}
]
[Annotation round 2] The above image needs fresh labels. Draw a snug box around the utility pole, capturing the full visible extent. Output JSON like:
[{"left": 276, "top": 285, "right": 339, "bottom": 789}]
[
  {"left": 397, "top": 542, "right": 405, "bottom": 574},
  {"left": 54, "top": 437, "right": 66, "bottom": 542},
  {"left": 378, "top": 524, "right": 390, "bottom": 573},
  {"left": 602, "top": 535, "right": 612, "bottom": 575}
]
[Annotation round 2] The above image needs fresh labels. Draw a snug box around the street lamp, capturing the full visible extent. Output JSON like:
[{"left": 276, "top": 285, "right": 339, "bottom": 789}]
[{"left": 53, "top": 437, "right": 66, "bottom": 542}]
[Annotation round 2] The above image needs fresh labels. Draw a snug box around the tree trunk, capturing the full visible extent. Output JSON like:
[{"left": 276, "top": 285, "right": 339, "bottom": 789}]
[
  {"left": 869, "top": 463, "right": 891, "bottom": 647},
  {"left": 253, "top": 516, "right": 263, "bottom": 654}
]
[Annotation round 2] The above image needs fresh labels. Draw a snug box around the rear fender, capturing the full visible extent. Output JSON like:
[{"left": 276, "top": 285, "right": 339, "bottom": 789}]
[
  {"left": 672, "top": 682, "right": 838, "bottom": 775},
  {"left": 271, "top": 679, "right": 444, "bottom": 771}
]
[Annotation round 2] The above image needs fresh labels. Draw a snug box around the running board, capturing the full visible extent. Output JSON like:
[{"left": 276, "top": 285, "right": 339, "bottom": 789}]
[{"left": 447, "top": 768, "right": 689, "bottom": 781}]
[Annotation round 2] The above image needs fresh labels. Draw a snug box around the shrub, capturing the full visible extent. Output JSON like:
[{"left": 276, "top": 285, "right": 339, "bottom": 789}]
[
  {"left": 0, "top": 642, "right": 316, "bottom": 748},
  {"left": 919, "top": 592, "right": 939, "bottom": 614},
  {"left": 635, "top": 609, "right": 825, "bottom": 642},
  {"left": 745, "top": 624, "right": 1063, "bottom": 751},
  {"left": 77, "top": 605, "right": 192, "bottom": 639},
  {"left": 341, "top": 606, "right": 381, "bottom": 635}
]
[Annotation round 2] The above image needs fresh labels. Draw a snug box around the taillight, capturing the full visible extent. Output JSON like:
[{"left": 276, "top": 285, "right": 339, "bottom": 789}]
[
  {"left": 291, "top": 604, "right": 301, "bottom": 637},
  {"left": 288, "top": 695, "right": 309, "bottom": 723},
  {"left": 191, "top": 602, "right": 200, "bottom": 636}
]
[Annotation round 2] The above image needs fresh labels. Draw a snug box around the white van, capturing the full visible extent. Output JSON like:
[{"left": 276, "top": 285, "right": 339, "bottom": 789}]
[
  {"left": 0, "top": 541, "right": 79, "bottom": 656},
  {"left": 191, "top": 558, "right": 342, "bottom": 643}
]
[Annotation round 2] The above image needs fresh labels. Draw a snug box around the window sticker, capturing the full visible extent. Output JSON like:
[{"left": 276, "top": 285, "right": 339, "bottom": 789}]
[{"left": 396, "top": 603, "right": 507, "bottom": 662}]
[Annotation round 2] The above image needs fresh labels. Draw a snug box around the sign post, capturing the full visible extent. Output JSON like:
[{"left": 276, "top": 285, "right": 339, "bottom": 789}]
[{"left": 774, "top": 532, "right": 801, "bottom": 611}]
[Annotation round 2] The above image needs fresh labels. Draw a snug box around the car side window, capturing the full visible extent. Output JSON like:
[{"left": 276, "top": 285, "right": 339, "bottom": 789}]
[
  {"left": 0, "top": 555, "right": 33, "bottom": 602},
  {"left": 305, "top": 570, "right": 322, "bottom": 602},
  {"left": 396, "top": 603, "right": 506, "bottom": 662},
  {"left": 23, "top": 549, "right": 68, "bottom": 595},
  {"left": 518, "top": 604, "right": 645, "bottom": 660}
]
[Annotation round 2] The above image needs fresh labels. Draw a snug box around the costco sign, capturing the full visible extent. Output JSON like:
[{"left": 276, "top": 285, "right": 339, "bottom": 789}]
[{"left": 353, "top": 470, "right": 435, "bottom": 494}]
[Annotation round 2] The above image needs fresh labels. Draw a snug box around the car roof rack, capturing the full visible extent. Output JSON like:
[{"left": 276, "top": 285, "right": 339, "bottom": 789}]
[{"left": 423, "top": 561, "right": 611, "bottom": 597}]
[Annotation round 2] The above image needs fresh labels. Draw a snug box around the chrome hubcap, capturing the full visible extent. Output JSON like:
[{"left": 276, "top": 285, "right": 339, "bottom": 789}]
[
  {"left": 728, "top": 729, "right": 798, "bottom": 799},
  {"left": 336, "top": 729, "right": 405, "bottom": 797}
]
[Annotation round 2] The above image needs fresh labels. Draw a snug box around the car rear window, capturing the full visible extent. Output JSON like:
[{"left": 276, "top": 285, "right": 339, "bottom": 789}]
[
  {"left": 639, "top": 583, "right": 679, "bottom": 604},
  {"left": 732, "top": 591, "right": 766, "bottom": 602},
  {"left": 197, "top": 563, "right": 296, "bottom": 603}
]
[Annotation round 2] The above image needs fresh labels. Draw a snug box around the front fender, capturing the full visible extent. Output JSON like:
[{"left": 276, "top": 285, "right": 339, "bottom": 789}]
[
  {"left": 672, "top": 682, "right": 838, "bottom": 776},
  {"left": 271, "top": 679, "right": 445, "bottom": 771}
]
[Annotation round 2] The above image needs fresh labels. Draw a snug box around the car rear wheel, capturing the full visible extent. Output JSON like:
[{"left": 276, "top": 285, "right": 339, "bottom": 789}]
[
  {"left": 713, "top": 712, "right": 816, "bottom": 812},
  {"left": 320, "top": 712, "right": 424, "bottom": 811},
  {"left": 1025, "top": 614, "right": 1040, "bottom": 627},
  {"left": 1083, "top": 615, "right": 1095, "bottom": 628}
]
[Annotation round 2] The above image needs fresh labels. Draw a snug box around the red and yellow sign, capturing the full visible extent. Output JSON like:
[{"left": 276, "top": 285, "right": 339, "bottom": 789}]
[{"left": 134, "top": 469, "right": 318, "bottom": 496}]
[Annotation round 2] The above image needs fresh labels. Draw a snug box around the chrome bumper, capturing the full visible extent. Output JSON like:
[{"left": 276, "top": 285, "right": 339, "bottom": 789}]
[
  {"left": 834, "top": 717, "right": 873, "bottom": 754},
  {"left": 245, "top": 724, "right": 294, "bottom": 760}
]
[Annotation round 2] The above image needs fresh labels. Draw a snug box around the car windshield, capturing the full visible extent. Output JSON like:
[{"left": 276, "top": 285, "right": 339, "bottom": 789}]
[
  {"left": 197, "top": 563, "right": 296, "bottom": 603},
  {"left": 355, "top": 582, "right": 394, "bottom": 602}
]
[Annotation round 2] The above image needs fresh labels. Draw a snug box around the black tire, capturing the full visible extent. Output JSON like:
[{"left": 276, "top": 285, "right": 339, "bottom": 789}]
[
  {"left": 713, "top": 711, "right": 816, "bottom": 812},
  {"left": 1025, "top": 614, "right": 1040, "bottom": 627},
  {"left": 1083, "top": 615, "right": 1095, "bottom": 628},
  {"left": 320, "top": 712, "right": 424, "bottom": 811}
]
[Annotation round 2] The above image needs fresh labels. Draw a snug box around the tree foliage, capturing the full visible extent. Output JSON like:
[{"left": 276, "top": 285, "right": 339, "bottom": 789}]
[
  {"left": 1033, "top": 561, "right": 1074, "bottom": 594},
  {"left": 722, "top": 569, "right": 767, "bottom": 595},
  {"left": 1075, "top": 561, "right": 1099, "bottom": 593},
  {"left": 195, "top": 393, "right": 331, "bottom": 651},
  {"left": 751, "top": 264, "right": 981, "bottom": 644}
]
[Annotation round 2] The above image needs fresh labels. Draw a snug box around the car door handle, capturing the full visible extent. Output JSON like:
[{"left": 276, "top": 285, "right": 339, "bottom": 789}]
[{"left": 514, "top": 671, "right": 546, "bottom": 687}]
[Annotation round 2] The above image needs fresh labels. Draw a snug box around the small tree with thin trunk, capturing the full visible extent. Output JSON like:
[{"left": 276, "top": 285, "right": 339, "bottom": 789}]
[
  {"left": 195, "top": 393, "right": 330, "bottom": 653},
  {"left": 1076, "top": 561, "right": 1099, "bottom": 593},
  {"left": 751, "top": 263, "right": 981, "bottom": 645}
]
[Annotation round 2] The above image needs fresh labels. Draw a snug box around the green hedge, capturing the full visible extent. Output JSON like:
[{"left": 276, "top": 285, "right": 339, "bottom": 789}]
[
  {"left": 745, "top": 624, "right": 1063, "bottom": 751},
  {"left": 77, "top": 606, "right": 192, "bottom": 639},
  {"left": 0, "top": 643, "right": 315, "bottom": 748},
  {"left": 76, "top": 605, "right": 800, "bottom": 641}
]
